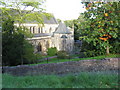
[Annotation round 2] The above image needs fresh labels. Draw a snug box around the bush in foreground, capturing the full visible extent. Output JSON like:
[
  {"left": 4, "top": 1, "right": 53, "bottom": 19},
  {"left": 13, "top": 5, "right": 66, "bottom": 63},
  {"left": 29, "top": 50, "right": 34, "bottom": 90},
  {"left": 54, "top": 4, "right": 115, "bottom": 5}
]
[
  {"left": 57, "top": 51, "right": 70, "bottom": 59},
  {"left": 47, "top": 47, "right": 57, "bottom": 56},
  {"left": 2, "top": 71, "right": 119, "bottom": 88}
]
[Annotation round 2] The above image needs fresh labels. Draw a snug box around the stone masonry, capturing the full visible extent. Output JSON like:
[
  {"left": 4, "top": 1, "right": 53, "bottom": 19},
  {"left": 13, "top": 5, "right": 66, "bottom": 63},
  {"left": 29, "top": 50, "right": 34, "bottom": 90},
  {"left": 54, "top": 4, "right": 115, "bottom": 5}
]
[{"left": 2, "top": 58, "right": 119, "bottom": 76}]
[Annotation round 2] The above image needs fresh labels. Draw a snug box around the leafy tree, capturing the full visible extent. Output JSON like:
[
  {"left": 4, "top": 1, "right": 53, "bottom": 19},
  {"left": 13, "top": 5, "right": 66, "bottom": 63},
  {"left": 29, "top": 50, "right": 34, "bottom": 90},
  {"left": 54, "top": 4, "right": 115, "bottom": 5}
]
[
  {"left": 2, "top": 16, "right": 39, "bottom": 66},
  {"left": 73, "top": 14, "right": 85, "bottom": 40},
  {"left": 1, "top": 0, "right": 49, "bottom": 66},
  {"left": 79, "top": 2, "right": 120, "bottom": 55},
  {"left": 64, "top": 20, "right": 78, "bottom": 40},
  {"left": 22, "top": 40, "right": 37, "bottom": 64},
  {"left": 2, "top": 18, "right": 22, "bottom": 65},
  {"left": 64, "top": 20, "right": 74, "bottom": 28},
  {"left": 0, "top": 0, "right": 53, "bottom": 30}
]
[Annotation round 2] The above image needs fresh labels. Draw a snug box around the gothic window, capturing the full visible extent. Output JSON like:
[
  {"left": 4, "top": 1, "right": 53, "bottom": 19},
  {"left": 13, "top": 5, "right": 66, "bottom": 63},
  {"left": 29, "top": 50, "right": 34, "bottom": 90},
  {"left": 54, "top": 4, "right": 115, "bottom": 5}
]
[
  {"left": 33, "top": 27, "right": 35, "bottom": 33},
  {"left": 30, "top": 27, "right": 32, "bottom": 33},
  {"left": 41, "top": 27, "right": 43, "bottom": 33},
  {"left": 62, "top": 39, "right": 66, "bottom": 51},
  {"left": 38, "top": 27, "right": 40, "bottom": 33},
  {"left": 37, "top": 43, "right": 42, "bottom": 52}
]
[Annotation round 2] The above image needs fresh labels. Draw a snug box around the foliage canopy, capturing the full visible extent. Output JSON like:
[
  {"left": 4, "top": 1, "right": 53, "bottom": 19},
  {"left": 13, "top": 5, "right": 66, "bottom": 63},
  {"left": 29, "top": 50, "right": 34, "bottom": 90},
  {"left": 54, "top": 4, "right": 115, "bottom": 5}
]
[{"left": 78, "top": 2, "right": 120, "bottom": 56}]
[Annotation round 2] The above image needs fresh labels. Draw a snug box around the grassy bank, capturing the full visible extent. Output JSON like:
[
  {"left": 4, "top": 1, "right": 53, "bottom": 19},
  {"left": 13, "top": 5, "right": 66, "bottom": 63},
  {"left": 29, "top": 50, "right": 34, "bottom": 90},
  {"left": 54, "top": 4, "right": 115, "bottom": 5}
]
[
  {"left": 2, "top": 72, "right": 119, "bottom": 88},
  {"left": 29, "top": 54, "right": 120, "bottom": 65}
]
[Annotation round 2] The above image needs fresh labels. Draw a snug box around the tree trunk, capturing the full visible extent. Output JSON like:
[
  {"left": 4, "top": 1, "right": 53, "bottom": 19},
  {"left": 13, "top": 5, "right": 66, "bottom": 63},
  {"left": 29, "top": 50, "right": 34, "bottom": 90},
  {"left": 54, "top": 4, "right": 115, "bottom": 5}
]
[{"left": 106, "top": 46, "right": 110, "bottom": 55}]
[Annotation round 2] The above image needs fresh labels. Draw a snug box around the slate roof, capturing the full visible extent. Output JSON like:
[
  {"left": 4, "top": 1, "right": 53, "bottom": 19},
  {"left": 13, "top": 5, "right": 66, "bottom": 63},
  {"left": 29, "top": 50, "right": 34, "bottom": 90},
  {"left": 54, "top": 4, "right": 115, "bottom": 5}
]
[
  {"left": 43, "top": 16, "right": 58, "bottom": 24},
  {"left": 25, "top": 16, "right": 58, "bottom": 24},
  {"left": 54, "top": 22, "right": 71, "bottom": 34},
  {"left": 0, "top": 8, "right": 58, "bottom": 24}
]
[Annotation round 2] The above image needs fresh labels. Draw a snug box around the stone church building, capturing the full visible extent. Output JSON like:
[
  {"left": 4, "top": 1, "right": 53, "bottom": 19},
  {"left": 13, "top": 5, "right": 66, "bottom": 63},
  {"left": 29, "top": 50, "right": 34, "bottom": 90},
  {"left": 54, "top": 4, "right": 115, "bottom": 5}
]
[{"left": 15, "top": 16, "right": 74, "bottom": 54}]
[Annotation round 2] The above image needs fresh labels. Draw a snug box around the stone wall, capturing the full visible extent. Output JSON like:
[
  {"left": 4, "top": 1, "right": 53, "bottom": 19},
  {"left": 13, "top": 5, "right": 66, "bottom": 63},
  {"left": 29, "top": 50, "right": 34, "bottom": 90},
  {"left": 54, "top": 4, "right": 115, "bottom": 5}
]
[{"left": 2, "top": 58, "right": 119, "bottom": 76}]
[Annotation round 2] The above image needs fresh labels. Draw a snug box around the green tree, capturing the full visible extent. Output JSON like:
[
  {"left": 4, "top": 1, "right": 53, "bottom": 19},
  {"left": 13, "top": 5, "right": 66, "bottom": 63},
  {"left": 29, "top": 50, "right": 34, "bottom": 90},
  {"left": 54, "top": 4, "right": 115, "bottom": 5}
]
[
  {"left": 2, "top": 17, "right": 38, "bottom": 66},
  {"left": 73, "top": 14, "right": 85, "bottom": 40},
  {"left": 79, "top": 2, "right": 120, "bottom": 55},
  {"left": 0, "top": 0, "right": 52, "bottom": 26},
  {"left": 64, "top": 20, "right": 73, "bottom": 28},
  {"left": 1, "top": 0, "right": 49, "bottom": 65},
  {"left": 2, "top": 18, "right": 23, "bottom": 65},
  {"left": 64, "top": 20, "right": 78, "bottom": 40}
]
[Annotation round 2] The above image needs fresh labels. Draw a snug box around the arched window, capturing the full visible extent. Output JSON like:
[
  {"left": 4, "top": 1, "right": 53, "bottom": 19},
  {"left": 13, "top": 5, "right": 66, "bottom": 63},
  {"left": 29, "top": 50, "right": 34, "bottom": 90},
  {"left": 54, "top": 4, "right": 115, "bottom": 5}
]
[
  {"left": 41, "top": 27, "right": 43, "bottom": 33},
  {"left": 30, "top": 27, "right": 32, "bottom": 33},
  {"left": 38, "top": 27, "right": 40, "bottom": 33},
  {"left": 33, "top": 27, "right": 35, "bottom": 33},
  {"left": 37, "top": 43, "right": 42, "bottom": 52}
]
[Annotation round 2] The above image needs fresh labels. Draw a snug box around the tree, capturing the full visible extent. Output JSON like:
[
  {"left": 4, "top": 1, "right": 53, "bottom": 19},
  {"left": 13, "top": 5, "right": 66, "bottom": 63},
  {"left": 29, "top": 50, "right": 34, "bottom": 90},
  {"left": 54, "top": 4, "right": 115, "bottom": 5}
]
[
  {"left": 0, "top": 0, "right": 52, "bottom": 27},
  {"left": 73, "top": 14, "right": 86, "bottom": 40},
  {"left": 2, "top": 18, "right": 23, "bottom": 65},
  {"left": 64, "top": 16, "right": 85, "bottom": 40},
  {"left": 2, "top": 17, "right": 37, "bottom": 66},
  {"left": 1, "top": 0, "right": 49, "bottom": 65},
  {"left": 64, "top": 20, "right": 74, "bottom": 28},
  {"left": 79, "top": 2, "right": 120, "bottom": 55}
]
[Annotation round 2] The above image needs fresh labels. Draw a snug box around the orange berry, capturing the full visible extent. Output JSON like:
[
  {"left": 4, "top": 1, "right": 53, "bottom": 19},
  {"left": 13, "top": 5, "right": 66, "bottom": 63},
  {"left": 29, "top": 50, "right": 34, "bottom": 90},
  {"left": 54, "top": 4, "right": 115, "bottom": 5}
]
[
  {"left": 85, "top": 7, "right": 89, "bottom": 10},
  {"left": 98, "top": 25, "right": 101, "bottom": 27},
  {"left": 110, "top": 21, "right": 113, "bottom": 23},
  {"left": 104, "top": 13, "right": 108, "bottom": 16},
  {"left": 98, "top": 21, "right": 101, "bottom": 23}
]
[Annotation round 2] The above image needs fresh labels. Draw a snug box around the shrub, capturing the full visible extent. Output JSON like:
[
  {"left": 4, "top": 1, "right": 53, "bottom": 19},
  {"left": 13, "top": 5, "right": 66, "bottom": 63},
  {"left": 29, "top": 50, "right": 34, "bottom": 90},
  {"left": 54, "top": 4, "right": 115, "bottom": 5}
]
[
  {"left": 47, "top": 47, "right": 57, "bottom": 56},
  {"left": 80, "top": 41, "right": 106, "bottom": 57},
  {"left": 57, "top": 51, "right": 69, "bottom": 59},
  {"left": 110, "top": 40, "right": 120, "bottom": 54},
  {"left": 33, "top": 53, "right": 42, "bottom": 63}
]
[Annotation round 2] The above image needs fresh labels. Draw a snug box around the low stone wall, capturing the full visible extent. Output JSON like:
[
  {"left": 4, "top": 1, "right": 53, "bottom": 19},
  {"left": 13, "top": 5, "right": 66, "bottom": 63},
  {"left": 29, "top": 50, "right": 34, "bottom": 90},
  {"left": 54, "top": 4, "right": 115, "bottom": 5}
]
[{"left": 2, "top": 58, "right": 120, "bottom": 76}]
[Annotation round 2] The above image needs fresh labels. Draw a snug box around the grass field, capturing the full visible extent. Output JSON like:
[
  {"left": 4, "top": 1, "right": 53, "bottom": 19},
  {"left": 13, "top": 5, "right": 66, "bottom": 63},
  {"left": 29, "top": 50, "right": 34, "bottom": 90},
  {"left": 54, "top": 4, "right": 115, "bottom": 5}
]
[
  {"left": 2, "top": 71, "right": 119, "bottom": 88},
  {"left": 29, "top": 54, "right": 120, "bottom": 65}
]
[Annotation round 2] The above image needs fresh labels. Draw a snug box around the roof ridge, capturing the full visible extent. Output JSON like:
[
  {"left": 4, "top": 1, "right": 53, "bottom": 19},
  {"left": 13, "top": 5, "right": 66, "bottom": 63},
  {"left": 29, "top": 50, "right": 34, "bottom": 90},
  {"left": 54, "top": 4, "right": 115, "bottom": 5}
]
[{"left": 54, "top": 22, "right": 71, "bottom": 34}]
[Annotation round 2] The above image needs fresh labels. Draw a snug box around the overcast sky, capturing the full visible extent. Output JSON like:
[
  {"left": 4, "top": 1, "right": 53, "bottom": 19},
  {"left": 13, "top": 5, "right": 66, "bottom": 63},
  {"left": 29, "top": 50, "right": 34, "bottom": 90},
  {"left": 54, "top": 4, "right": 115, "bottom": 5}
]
[
  {"left": 0, "top": 0, "right": 86, "bottom": 21},
  {"left": 45, "top": 0, "right": 86, "bottom": 21}
]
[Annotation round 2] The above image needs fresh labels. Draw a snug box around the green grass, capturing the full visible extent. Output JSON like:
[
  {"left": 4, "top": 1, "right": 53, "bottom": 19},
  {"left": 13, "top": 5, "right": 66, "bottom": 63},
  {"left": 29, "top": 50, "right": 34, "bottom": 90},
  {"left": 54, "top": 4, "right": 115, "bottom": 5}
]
[
  {"left": 2, "top": 71, "right": 119, "bottom": 88},
  {"left": 29, "top": 54, "right": 120, "bottom": 66}
]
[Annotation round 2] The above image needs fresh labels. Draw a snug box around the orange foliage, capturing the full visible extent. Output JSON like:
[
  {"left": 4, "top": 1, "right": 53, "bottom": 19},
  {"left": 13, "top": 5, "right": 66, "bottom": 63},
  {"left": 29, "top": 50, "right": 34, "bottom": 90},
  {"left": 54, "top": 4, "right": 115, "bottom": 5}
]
[
  {"left": 103, "top": 34, "right": 112, "bottom": 38},
  {"left": 99, "top": 37, "right": 108, "bottom": 41},
  {"left": 99, "top": 34, "right": 112, "bottom": 41},
  {"left": 98, "top": 25, "right": 101, "bottom": 27},
  {"left": 110, "top": 21, "right": 113, "bottom": 23},
  {"left": 86, "top": 7, "right": 89, "bottom": 10},
  {"left": 104, "top": 13, "right": 108, "bottom": 16},
  {"left": 88, "top": 3, "right": 92, "bottom": 7}
]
